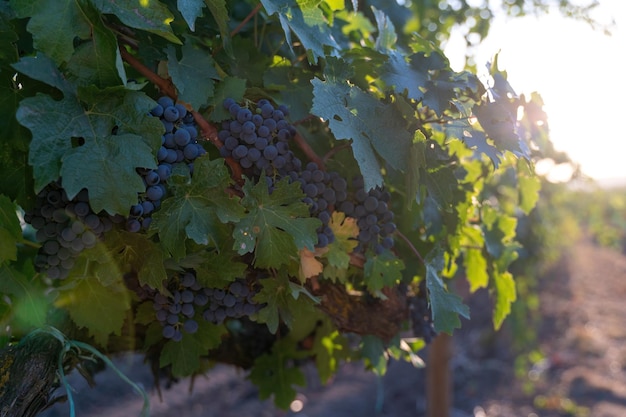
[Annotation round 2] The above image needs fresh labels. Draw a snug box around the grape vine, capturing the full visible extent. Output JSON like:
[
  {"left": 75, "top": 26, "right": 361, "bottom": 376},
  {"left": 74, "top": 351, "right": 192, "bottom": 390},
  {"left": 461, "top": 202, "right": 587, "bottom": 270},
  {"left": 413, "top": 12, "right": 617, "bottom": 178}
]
[{"left": 0, "top": 0, "right": 554, "bottom": 413}]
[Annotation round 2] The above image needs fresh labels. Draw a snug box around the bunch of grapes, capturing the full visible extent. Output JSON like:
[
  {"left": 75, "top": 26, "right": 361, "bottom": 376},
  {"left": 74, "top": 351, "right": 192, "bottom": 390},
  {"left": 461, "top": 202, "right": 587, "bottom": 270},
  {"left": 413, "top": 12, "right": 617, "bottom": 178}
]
[
  {"left": 338, "top": 176, "right": 396, "bottom": 254},
  {"left": 217, "top": 98, "right": 302, "bottom": 178},
  {"left": 152, "top": 270, "right": 261, "bottom": 341},
  {"left": 201, "top": 278, "right": 261, "bottom": 325},
  {"left": 293, "top": 162, "right": 350, "bottom": 248},
  {"left": 125, "top": 96, "right": 206, "bottom": 232},
  {"left": 24, "top": 182, "right": 116, "bottom": 280}
]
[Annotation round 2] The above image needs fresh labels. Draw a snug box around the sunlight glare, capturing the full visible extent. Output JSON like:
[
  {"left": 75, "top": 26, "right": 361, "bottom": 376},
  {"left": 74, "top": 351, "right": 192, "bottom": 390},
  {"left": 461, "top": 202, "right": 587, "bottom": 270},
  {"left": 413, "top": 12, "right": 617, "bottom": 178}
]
[{"left": 446, "top": 1, "right": 626, "bottom": 182}]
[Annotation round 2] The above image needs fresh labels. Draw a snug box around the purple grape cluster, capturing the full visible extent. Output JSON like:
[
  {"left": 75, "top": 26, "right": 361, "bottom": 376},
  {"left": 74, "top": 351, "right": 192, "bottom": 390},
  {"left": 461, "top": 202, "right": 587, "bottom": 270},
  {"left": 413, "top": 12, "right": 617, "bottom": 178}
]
[
  {"left": 338, "top": 177, "right": 396, "bottom": 254},
  {"left": 218, "top": 98, "right": 397, "bottom": 252},
  {"left": 218, "top": 98, "right": 302, "bottom": 177},
  {"left": 24, "top": 182, "right": 116, "bottom": 280},
  {"left": 125, "top": 96, "right": 206, "bottom": 232},
  {"left": 201, "top": 278, "right": 261, "bottom": 324},
  {"left": 152, "top": 270, "right": 261, "bottom": 341},
  {"left": 292, "top": 162, "right": 349, "bottom": 248}
]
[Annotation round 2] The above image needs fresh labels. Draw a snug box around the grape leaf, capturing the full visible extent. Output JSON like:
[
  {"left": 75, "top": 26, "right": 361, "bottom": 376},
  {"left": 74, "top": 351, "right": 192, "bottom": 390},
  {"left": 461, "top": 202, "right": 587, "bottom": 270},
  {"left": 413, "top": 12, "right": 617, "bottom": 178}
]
[
  {"left": 92, "top": 0, "right": 181, "bottom": 45},
  {"left": 360, "top": 334, "right": 387, "bottom": 375},
  {"left": 208, "top": 76, "right": 246, "bottom": 122},
  {"left": 463, "top": 129, "right": 502, "bottom": 168},
  {"left": 373, "top": 7, "right": 397, "bottom": 52},
  {"left": 60, "top": 134, "right": 155, "bottom": 215},
  {"left": 204, "top": 0, "right": 231, "bottom": 53},
  {"left": 425, "top": 249, "right": 470, "bottom": 334},
  {"left": 463, "top": 248, "right": 488, "bottom": 292},
  {"left": 363, "top": 250, "right": 404, "bottom": 293},
  {"left": 518, "top": 169, "right": 541, "bottom": 215},
  {"left": 167, "top": 41, "right": 220, "bottom": 110},
  {"left": 492, "top": 270, "right": 516, "bottom": 330},
  {"left": 254, "top": 272, "right": 316, "bottom": 333},
  {"left": 58, "top": 276, "right": 131, "bottom": 346},
  {"left": 16, "top": 81, "right": 163, "bottom": 194},
  {"left": 311, "top": 319, "right": 347, "bottom": 383},
  {"left": 177, "top": 0, "right": 204, "bottom": 31},
  {"left": 66, "top": 0, "right": 126, "bottom": 87},
  {"left": 12, "top": 53, "right": 74, "bottom": 94},
  {"left": 481, "top": 206, "right": 517, "bottom": 259},
  {"left": 194, "top": 250, "right": 248, "bottom": 288},
  {"left": 248, "top": 339, "right": 307, "bottom": 408},
  {"left": 160, "top": 321, "right": 227, "bottom": 376},
  {"left": 234, "top": 176, "right": 320, "bottom": 269},
  {"left": 10, "top": 0, "right": 90, "bottom": 64},
  {"left": 325, "top": 211, "right": 358, "bottom": 270},
  {"left": 0, "top": 262, "right": 48, "bottom": 328},
  {"left": 299, "top": 247, "right": 326, "bottom": 281},
  {"left": 152, "top": 157, "right": 244, "bottom": 259},
  {"left": 104, "top": 230, "right": 167, "bottom": 291},
  {"left": 311, "top": 70, "right": 412, "bottom": 191},
  {"left": 260, "top": 0, "right": 339, "bottom": 63},
  {"left": 0, "top": 195, "right": 21, "bottom": 264}
]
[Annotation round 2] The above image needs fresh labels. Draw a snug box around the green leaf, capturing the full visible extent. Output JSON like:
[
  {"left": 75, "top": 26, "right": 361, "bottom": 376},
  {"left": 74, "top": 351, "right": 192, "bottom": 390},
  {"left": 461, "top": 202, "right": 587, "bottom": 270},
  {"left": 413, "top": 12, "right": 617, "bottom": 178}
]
[
  {"left": 311, "top": 320, "right": 346, "bottom": 383},
  {"left": 10, "top": 0, "right": 90, "bottom": 64},
  {"left": 234, "top": 176, "right": 320, "bottom": 269},
  {"left": 360, "top": 334, "right": 387, "bottom": 375},
  {"left": 248, "top": 338, "right": 306, "bottom": 408},
  {"left": 464, "top": 248, "right": 488, "bottom": 292},
  {"left": 518, "top": 170, "right": 541, "bottom": 215},
  {"left": 380, "top": 51, "right": 427, "bottom": 101},
  {"left": 0, "top": 262, "right": 48, "bottom": 328},
  {"left": 66, "top": 0, "right": 126, "bottom": 87},
  {"left": 16, "top": 85, "right": 163, "bottom": 194},
  {"left": 60, "top": 134, "right": 155, "bottom": 215},
  {"left": 254, "top": 272, "right": 315, "bottom": 333},
  {"left": 208, "top": 76, "right": 247, "bottom": 122},
  {"left": 104, "top": 230, "right": 167, "bottom": 291},
  {"left": 152, "top": 156, "right": 243, "bottom": 259},
  {"left": 12, "top": 53, "right": 75, "bottom": 94},
  {"left": 92, "top": 0, "right": 181, "bottom": 45},
  {"left": 194, "top": 250, "right": 247, "bottom": 288},
  {"left": 325, "top": 211, "right": 358, "bottom": 270},
  {"left": 373, "top": 8, "right": 397, "bottom": 52},
  {"left": 425, "top": 249, "right": 469, "bottom": 334},
  {"left": 160, "top": 320, "right": 227, "bottom": 376},
  {"left": 363, "top": 250, "right": 404, "bottom": 293},
  {"left": 481, "top": 206, "right": 517, "bottom": 259},
  {"left": 260, "top": 0, "right": 339, "bottom": 63},
  {"left": 0, "top": 195, "right": 21, "bottom": 264},
  {"left": 311, "top": 69, "right": 412, "bottom": 190},
  {"left": 58, "top": 276, "right": 131, "bottom": 346},
  {"left": 177, "top": 0, "right": 204, "bottom": 31},
  {"left": 167, "top": 41, "right": 220, "bottom": 109},
  {"left": 492, "top": 270, "right": 516, "bottom": 330},
  {"left": 204, "top": 0, "right": 231, "bottom": 52}
]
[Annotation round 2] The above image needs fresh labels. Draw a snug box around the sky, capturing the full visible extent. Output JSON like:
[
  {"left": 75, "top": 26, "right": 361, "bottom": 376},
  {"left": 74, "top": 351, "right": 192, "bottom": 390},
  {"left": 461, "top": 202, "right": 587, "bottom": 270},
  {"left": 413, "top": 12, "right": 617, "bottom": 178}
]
[{"left": 445, "top": 0, "right": 626, "bottom": 182}]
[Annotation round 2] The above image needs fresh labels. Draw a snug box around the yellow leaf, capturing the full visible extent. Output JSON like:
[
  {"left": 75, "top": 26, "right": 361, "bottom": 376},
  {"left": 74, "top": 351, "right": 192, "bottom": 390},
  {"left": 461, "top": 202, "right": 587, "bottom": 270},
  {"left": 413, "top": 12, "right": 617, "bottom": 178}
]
[{"left": 299, "top": 246, "right": 328, "bottom": 281}]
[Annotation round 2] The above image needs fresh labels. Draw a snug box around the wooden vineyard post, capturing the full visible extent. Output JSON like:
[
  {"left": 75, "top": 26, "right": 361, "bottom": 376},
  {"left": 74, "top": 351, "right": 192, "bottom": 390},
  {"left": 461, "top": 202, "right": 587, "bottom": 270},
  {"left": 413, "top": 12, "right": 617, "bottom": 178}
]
[{"left": 427, "top": 333, "right": 452, "bottom": 417}]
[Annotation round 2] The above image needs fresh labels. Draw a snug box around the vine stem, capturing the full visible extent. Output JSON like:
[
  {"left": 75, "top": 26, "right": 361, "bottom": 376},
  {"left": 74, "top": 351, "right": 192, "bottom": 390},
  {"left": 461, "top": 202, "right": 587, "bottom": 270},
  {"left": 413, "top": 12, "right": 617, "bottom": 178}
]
[
  {"left": 395, "top": 230, "right": 425, "bottom": 265},
  {"left": 293, "top": 131, "right": 325, "bottom": 170},
  {"left": 119, "top": 48, "right": 177, "bottom": 99},
  {"left": 230, "top": 3, "right": 263, "bottom": 37}
]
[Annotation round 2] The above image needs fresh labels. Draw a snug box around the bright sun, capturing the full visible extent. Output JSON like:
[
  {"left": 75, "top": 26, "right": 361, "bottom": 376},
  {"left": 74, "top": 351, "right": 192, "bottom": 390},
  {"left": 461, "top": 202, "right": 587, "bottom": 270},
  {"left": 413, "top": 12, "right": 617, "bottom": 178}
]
[{"left": 446, "top": 0, "right": 626, "bottom": 183}]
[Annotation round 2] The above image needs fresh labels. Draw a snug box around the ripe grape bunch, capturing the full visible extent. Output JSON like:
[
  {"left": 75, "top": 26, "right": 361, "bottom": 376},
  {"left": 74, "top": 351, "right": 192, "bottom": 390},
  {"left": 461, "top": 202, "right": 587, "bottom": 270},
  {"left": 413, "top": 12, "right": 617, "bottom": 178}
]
[
  {"left": 152, "top": 270, "right": 261, "bottom": 341},
  {"left": 217, "top": 98, "right": 302, "bottom": 178},
  {"left": 338, "top": 177, "right": 396, "bottom": 254},
  {"left": 125, "top": 96, "right": 206, "bottom": 232},
  {"left": 24, "top": 183, "right": 115, "bottom": 280}
]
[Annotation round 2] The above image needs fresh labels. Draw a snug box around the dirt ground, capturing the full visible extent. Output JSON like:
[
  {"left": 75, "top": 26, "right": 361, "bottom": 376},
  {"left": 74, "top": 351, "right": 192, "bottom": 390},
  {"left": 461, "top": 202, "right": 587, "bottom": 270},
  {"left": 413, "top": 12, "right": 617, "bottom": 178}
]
[{"left": 41, "top": 236, "right": 626, "bottom": 417}]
